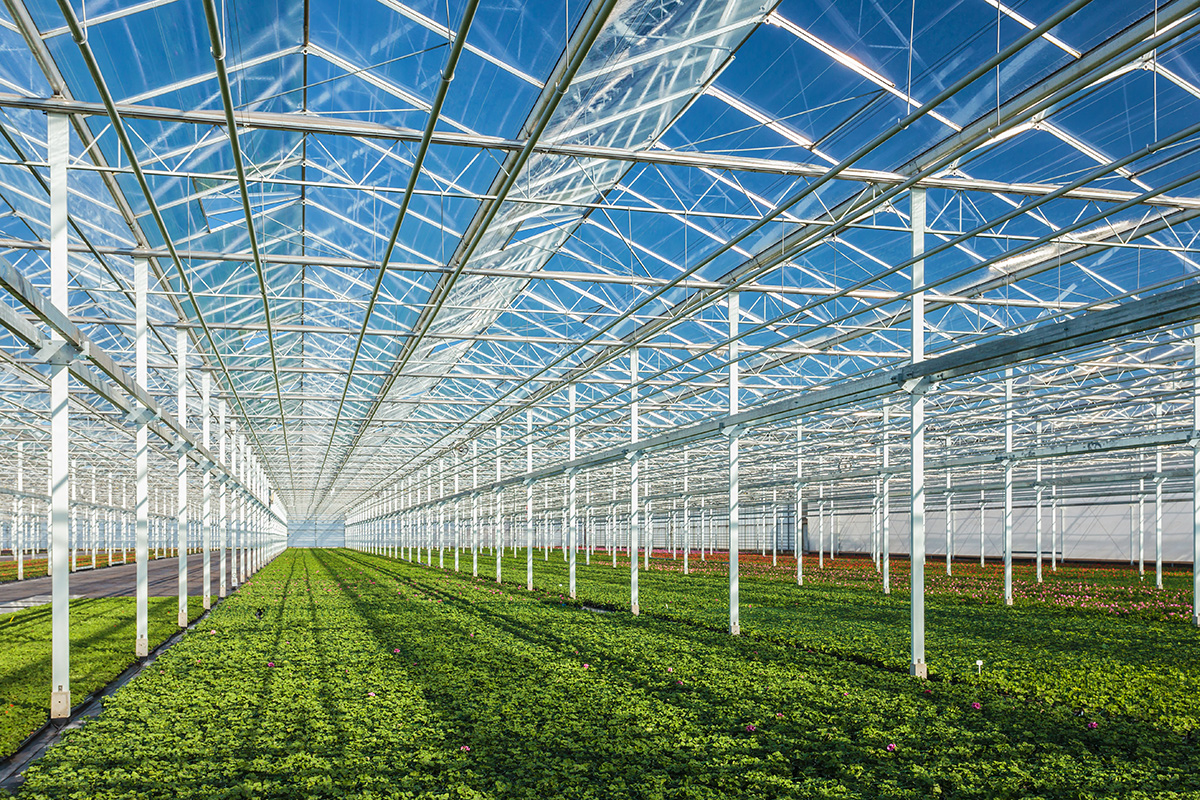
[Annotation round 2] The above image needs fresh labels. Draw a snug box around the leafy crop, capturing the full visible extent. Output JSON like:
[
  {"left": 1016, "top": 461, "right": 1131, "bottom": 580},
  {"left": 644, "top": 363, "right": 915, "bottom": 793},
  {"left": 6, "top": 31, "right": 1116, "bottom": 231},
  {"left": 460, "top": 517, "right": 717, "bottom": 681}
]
[
  {"left": 0, "top": 598, "right": 201, "bottom": 757},
  {"left": 475, "top": 551, "right": 1200, "bottom": 733},
  {"left": 14, "top": 550, "right": 1199, "bottom": 799}
]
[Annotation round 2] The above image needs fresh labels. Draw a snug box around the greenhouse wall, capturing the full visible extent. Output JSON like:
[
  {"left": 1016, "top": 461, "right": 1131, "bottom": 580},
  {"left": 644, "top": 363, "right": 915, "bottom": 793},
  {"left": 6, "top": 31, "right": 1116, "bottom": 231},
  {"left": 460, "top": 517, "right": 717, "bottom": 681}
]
[{"left": 288, "top": 518, "right": 347, "bottom": 548}]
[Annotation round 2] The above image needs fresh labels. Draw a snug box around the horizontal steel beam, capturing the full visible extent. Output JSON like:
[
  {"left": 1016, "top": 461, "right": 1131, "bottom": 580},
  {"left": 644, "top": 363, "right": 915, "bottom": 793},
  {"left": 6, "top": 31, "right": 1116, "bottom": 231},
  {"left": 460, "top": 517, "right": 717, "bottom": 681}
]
[
  {"left": 0, "top": 92, "right": 1195, "bottom": 208},
  {"left": 383, "top": 282, "right": 1200, "bottom": 515}
]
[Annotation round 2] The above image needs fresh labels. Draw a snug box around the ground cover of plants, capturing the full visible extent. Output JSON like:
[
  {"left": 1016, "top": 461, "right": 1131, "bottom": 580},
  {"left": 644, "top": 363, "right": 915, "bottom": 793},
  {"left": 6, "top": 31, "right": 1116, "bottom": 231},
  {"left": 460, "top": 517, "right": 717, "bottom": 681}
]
[
  {"left": 431, "top": 547, "right": 1200, "bottom": 733},
  {"left": 15, "top": 549, "right": 1199, "bottom": 799},
  {"left": 0, "top": 561, "right": 47, "bottom": 584},
  {"left": 0, "top": 598, "right": 201, "bottom": 757}
]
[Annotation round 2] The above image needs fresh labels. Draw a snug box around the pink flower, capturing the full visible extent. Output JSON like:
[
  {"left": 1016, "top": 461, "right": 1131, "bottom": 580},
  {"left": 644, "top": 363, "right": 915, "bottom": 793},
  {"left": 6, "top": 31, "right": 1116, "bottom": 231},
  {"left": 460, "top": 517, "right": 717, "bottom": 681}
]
[
  {"left": 367, "top": 692, "right": 376, "bottom": 697},
  {"left": 583, "top": 663, "right": 590, "bottom": 669},
  {"left": 775, "top": 713, "right": 784, "bottom": 718},
  {"left": 667, "top": 667, "right": 673, "bottom": 673},
  {"left": 970, "top": 702, "right": 981, "bottom": 710},
  {"left": 886, "top": 743, "right": 897, "bottom": 752},
  {"left": 745, "top": 724, "right": 756, "bottom": 732},
  {"left": 209, "top": 629, "right": 217, "bottom": 635},
  {"left": 1087, "top": 721, "right": 1098, "bottom": 729},
  {"left": 460, "top": 745, "right": 471, "bottom": 752},
  {"left": 393, "top": 648, "right": 400, "bottom": 654},
  {"left": 267, "top": 662, "right": 275, "bottom": 667}
]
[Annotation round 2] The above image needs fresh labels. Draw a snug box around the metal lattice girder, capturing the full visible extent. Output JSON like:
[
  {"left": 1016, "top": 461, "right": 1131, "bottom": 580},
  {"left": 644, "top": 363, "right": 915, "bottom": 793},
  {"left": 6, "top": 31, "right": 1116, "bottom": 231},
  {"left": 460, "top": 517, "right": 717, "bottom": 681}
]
[
  {"left": 0, "top": 0, "right": 1194, "bottom": 530},
  {"left": 0, "top": 254, "right": 276, "bottom": 521},
  {"left": 377, "top": 277, "right": 1200, "bottom": 516}
]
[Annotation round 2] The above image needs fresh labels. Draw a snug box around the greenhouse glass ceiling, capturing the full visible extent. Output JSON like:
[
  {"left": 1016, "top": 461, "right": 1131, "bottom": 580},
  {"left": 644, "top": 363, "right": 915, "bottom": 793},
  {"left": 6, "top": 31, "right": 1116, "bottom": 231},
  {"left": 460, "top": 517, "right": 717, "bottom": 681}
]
[{"left": 0, "top": 0, "right": 1196, "bottom": 526}]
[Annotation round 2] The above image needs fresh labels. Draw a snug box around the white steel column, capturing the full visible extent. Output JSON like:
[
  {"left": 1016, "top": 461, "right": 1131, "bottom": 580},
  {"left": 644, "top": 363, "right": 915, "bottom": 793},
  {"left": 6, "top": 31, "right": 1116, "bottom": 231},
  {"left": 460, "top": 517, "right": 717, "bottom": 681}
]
[
  {"left": 135, "top": 257, "right": 150, "bottom": 656},
  {"left": 453, "top": 459, "right": 460, "bottom": 572},
  {"left": 683, "top": 450, "right": 691, "bottom": 576},
  {"left": 728, "top": 292, "right": 740, "bottom": 636},
  {"left": 1155, "top": 402, "right": 1164, "bottom": 589},
  {"left": 525, "top": 410, "right": 534, "bottom": 591},
  {"left": 945, "top": 442, "right": 953, "bottom": 577},
  {"left": 909, "top": 186, "right": 928, "bottom": 679},
  {"left": 1050, "top": 477, "right": 1058, "bottom": 572},
  {"left": 48, "top": 113, "right": 71, "bottom": 717},
  {"left": 882, "top": 406, "right": 890, "bottom": 594},
  {"left": 495, "top": 428, "right": 502, "bottom": 582},
  {"left": 795, "top": 423, "right": 803, "bottom": 585},
  {"left": 1192, "top": 327, "right": 1200, "bottom": 626},
  {"left": 1003, "top": 369, "right": 1014, "bottom": 606},
  {"left": 176, "top": 329, "right": 189, "bottom": 627},
  {"left": 568, "top": 383, "right": 578, "bottom": 599},
  {"left": 472, "top": 440, "right": 480, "bottom": 578},
  {"left": 15, "top": 441, "right": 22, "bottom": 581},
  {"left": 630, "top": 348, "right": 641, "bottom": 616},
  {"left": 230, "top": 422, "right": 240, "bottom": 589},
  {"left": 1035, "top": 421, "right": 1044, "bottom": 584},
  {"left": 772, "top": 489, "right": 778, "bottom": 566},
  {"left": 202, "top": 372, "right": 212, "bottom": 610},
  {"left": 218, "top": 400, "right": 227, "bottom": 599}
]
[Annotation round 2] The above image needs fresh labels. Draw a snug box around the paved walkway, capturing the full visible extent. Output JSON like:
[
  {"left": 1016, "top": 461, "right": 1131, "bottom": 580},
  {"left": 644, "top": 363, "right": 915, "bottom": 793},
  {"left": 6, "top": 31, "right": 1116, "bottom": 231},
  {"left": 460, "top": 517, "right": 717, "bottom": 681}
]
[{"left": 0, "top": 551, "right": 245, "bottom": 610}]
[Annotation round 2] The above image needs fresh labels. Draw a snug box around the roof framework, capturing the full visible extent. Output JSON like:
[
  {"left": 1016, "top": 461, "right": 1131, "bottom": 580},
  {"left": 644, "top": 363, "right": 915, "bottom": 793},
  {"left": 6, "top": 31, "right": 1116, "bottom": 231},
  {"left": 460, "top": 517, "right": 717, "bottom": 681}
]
[{"left": 0, "top": 0, "right": 1194, "bottom": 537}]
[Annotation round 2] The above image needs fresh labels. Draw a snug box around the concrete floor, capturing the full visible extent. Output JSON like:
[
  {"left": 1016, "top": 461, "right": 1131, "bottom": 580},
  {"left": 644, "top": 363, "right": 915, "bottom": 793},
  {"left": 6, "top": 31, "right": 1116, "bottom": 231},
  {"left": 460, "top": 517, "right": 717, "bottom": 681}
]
[{"left": 0, "top": 550, "right": 246, "bottom": 604}]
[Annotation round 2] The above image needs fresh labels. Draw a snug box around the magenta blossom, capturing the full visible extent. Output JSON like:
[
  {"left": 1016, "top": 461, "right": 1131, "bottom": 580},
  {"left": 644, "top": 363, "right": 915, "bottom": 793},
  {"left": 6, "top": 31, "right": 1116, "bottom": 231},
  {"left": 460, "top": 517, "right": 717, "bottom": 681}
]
[
  {"left": 393, "top": 648, "right": 400, "bottom": 654},
  {"left": 460, "top": 745, "right": 471, "bottom": 752},
  {"left": 367, "top": 692, "right": 376, "bottom": 697},
  {"left": 745, "top": 724, "right": 756, "bottom": 732},
  {"left": 970, "top": 702, "right": 982, "bottom": 710},
  {"left": 1087, "top": 721, "right": 1099, "bottom": 729},
  {"left": 583, "top": 663, "right": 590, "bottom": 669},
  {"left": 267, "top": 662, "right": 275, "bottom": 668},
  {"left": 886, "top": 743, "right": 897, "bottom": 752}
]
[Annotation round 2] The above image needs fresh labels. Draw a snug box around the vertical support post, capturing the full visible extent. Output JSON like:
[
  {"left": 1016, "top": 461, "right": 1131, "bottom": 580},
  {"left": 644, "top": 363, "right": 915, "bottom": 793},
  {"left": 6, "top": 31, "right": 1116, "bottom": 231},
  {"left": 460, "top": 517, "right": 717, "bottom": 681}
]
[
  {"left": 230, "top": 422, "right": 239, "bottom": 588},
  {"left": 945, "top": 439, "right": 953, "bottom": 577},
  {"left": 135, "top": 258, "right": 150, "bottom": 656},
  {"left": 683, "top": 450, "right": 690, "bottom": 576},
  {"left": 48, "top": 113, "right": 71, "bottom": 717},
  {"left": 980, "top": 483, "right": 986, "bottom": 567},
  {"left": 882, "top": 406, "right": 890, "bottom": 593},
  {"left": 630, "top": 348, "right": 641, "bottom": 615},
  {"left": 909, "top": 186, "right": 928, "bottom": 679},
  {"left": 526, "top": 410, "right": 534, "bottom": 592},
  {"left": 728, "top": 292, "right": 740, "bottom": 636},
  {"left": 611, "top": 466, "right": 618, "bottom": 569},
  {"left": 568, "top": 383, "right": 578, "bottom": 599},
  {"left": 453, "top": 457, "right": 460, "bottom": 572},
  {"left": 796, "top": 422, "right": 803, "bottom": 585},
  {"left": 15, "top": 440, "right": 22, "bottom": 581},
  {"left": 1155, "top": 401, "right": 1164, "bottom": 589},
  {"left": 202, "top": 372, "right": 212, "bottom": 610},
  {"left": 1050, "top": 475, "right": 1058, "bottom": 572},
  {"left": 1003, "top": 367, "right": 1014, "bottom": 606},
  {"left": 176, "top": 329, "right": 189, "bottom": 627},
  {"left": 472, "top": 440, "right": 479, "bottom": 578},
  {"left": 1035, "top": 421, "right": 1043, "bottom": 583},
  {"left": 495, "top": 427, "right": 502, "bottom": 583},
  {"left": 772, "top": 489, "right": 778, "bottom": 566},
  {"left": 219, "top": 400, "right": 227, "bottom": 598},
  {"left": 1192, "top": 326, "right": 1200, "bottom": 626}
]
